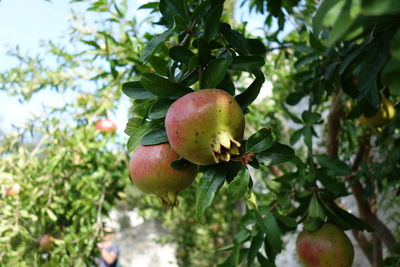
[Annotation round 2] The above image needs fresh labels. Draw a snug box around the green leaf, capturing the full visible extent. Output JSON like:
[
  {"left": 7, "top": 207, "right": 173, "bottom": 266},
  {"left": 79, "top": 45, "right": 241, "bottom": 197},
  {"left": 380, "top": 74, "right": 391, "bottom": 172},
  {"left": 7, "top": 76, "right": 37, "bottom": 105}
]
[
  {"left": 220, "top": 23, "right": 249, "bottom": 55},
  {"left": 228, "top": 168, "right": 250, "bottom": 200},
  {"left": 124, "top": 117, "right": 142, "bottom": 136},
  {"left": 247, "top": 232, "right": 264, "bottom": 267},
  {"left": 290, "top": 128, "right": 304, "bottom": 145},
  {"left": 197, "top": 38, "right": 211, "bottom": 66},
  {"left": 141, "top": 73, "right": 192, "bottom": 99},
  {"left": 204, "top": 4, "right": 223, "bottom": 42},
  {"left": 149, "top": 56, "right": 168, "bottom": 76},
  {"left": 257, "top": 253, "right": 275, "bottom": 267},
  {"left": 138, "top": 2, "right": 158, "bottom": 10},
  {"left": 169, "top": 46, "right": 195, "bottom": 64},
  {"left": 217, "top": 74, "right": 235, "bottom": 96},
  {"left": 201, "top": 58, "right": 230, "bottom": 88},
  {"left": 148, "top": 99, "right": 174, "bottom": 119},
  {"left": 235, "top": 69, "right": 265, "bottom": 109},
  {"left": 315, "top": 154, "right": 351, "bottom": 176},
  {"left": 257, "top": 208, "right": 282, "bottom": 252},
  {"left": 171, "top": 157, "right": 193, "bottom": 170},
  {"left": 191, "top": 0, "right": 210, "bottom": 23},
  {"left": 247, "top": 39, "right": 267, "bottom": 55},
  {"left": 246, "top": 128, "right": 275, "bottom": 153},
  {"left": 308, "top": 195, "right": 326, "bottom": 220},
  {"left": 382, "top": 58, "right": 400, "bottom": 96},
  {"left": 325, "top": 0, "right": 361, "bottom": 46},
  {"left": 171, "top": 157, "right": 194, "bottom": 170},
  {"left": 276, "top": 215, "right": 297, "bottom": 230},
  {"left": 303, "top": 217, "right": 325, "bottom": 232},
  {"left": 319, "top": 175, "right": 349, "bottom": 197},
  {"left": 309, "top": 32, "right": 325, "bottom": 51},
  {"left": 302, "top": 111, "right": 321, "bottom": 125},
  {"left": 196, "top": 166, "right": 226, "bottom": 222},
  {"left": 339, "top": 33, "right": 373, "bottom": 74},
  {"left": 141, "top": 127, "right": 168, "bottom": 145},
  {"left": 159, "top": 0, "right": 187, "bottom": 24},
  {"left": 230, "top": 56, "right": 265, "bottom": 71},
  {"left": 319, "top": 201, "right": 353, "bottom": 230},
  {"left": 46, "top": 209, "right": 57, "bottom": 221},
  {"left": 286, "top": 92, "right": 304, "bottom": 106},
  {"left": 256, "top": 142, "right": 295, "bottom": 166},
  {"left": 312, "top": 0, "right": 343, "bottom": 37},
  {"left": 122, "top": 81, "right": 155, "bottom": 99},
  {"left": 127, "top": 121, "right": 160, "bottom": 151},
  {"left": 362, "top": 0, "right": 400, "bottom": 15},
  {"left": 330, "top": 204, "right": 373, "bottom": 232},
  {"left": 141, "top": 30, "right": 172, "bottom": 62}
]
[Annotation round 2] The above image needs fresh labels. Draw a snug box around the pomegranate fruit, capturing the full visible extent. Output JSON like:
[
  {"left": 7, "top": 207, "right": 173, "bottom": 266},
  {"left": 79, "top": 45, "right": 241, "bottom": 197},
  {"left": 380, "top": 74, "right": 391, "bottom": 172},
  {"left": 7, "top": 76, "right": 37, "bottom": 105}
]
[
  {"left": 165, "top": 89, "right": 245, "bottom": 165},
  {"left": 296, "top": 222, "right": 354, "bottom": 267},
  {"left": 39, "top": 234, "right": 54, "bottom": 251},
  {"left": 129, "top": 143, "right": 198, "bottom": 208},
  {"left": 96, "top": 118, "right": 117, "bottom": 133},
  {"left": 359, "top": 98, "right": 396, "bottom": 127},
  {"left": 5, "top": 183, "right": 21, "bottom": 197}
]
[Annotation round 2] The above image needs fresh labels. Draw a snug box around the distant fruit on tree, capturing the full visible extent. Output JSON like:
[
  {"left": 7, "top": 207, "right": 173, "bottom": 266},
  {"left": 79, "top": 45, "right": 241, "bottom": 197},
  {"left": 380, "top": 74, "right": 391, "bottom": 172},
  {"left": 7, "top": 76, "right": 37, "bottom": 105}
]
[{"left": 96, "top": 118, "right": 117, "bottom": 133}]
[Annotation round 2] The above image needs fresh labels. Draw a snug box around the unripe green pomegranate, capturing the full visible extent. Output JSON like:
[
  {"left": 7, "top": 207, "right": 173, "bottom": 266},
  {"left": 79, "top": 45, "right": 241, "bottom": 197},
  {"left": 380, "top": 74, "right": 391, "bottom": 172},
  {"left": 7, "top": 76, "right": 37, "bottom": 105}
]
[
  {"left": 129, "top": 143, "right": 198, "bottom": 208},
  {"left": 296, "top": 223, "right": 354, "bottom": 267},
  {"left": 165, "top": 89, "right": 245, "bottom": 165}
]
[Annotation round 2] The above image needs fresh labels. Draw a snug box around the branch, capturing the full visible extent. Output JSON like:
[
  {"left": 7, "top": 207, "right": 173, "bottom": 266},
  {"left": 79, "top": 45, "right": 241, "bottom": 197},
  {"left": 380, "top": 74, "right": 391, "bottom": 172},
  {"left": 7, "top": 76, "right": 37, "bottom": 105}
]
[
  {"left": 327, "top": 90, "right": 343, "bottom": 157},
  {"left": 268, "top": 165, "right": 283, "bottom": 177},
  {"left": 352, "top": 229, "right": 373, "bottom": 264},
  {"left": 325, "top": 90, "right": 373, "bottom": 264},
  {"left": 347, "top": 134, "right": 397, "bottom": 250}
]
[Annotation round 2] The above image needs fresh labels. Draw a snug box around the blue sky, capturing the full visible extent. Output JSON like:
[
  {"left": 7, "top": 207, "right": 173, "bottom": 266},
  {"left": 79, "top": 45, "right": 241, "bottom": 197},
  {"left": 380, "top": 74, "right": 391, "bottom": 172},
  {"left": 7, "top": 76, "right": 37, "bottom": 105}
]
[
  {"left": 0, "top": 0, "right": 76, "bottom": 132},
  {"left": 0, "top": 0, "right": 267, "bottom": 135}
]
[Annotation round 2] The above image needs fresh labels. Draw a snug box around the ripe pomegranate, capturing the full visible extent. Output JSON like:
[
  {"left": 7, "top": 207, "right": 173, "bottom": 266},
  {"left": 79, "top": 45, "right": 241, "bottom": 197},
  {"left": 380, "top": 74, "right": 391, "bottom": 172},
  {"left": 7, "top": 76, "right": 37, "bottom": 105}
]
[
  {"left": 39, "top": 234, "right": 54, "bottom": 251},
  {"left": 96, "top": 118, "right": 117, "bottom": 133},
  {"left": 359, "top": 98, "right": 396, "bottom": 127},
  {"left": 296, "top": 223, "right": 354, "bottom": 267},
  {"left": 5, "top": 183, "right": 21, "bottom": 197},
  {"left": 165, "top": 89, "right": 245, "bottom": 165},
  {"left": 129, "top": 143, "right": 198, "bottom": 208}
]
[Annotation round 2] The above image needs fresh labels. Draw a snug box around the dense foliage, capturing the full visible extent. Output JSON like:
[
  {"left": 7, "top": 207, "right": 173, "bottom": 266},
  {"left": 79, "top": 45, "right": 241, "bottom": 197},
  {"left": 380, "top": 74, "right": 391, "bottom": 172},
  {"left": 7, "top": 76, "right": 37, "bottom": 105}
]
[{"left": 0, "top": 0, "right": 399, "bottom": 266}]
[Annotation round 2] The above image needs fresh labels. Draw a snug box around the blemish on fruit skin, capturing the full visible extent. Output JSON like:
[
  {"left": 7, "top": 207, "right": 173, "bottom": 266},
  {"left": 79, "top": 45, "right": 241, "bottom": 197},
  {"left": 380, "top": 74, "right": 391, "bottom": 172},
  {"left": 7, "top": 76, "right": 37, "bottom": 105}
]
[{"left": 196, "top": 132, "right": 199, "bottom": 136}]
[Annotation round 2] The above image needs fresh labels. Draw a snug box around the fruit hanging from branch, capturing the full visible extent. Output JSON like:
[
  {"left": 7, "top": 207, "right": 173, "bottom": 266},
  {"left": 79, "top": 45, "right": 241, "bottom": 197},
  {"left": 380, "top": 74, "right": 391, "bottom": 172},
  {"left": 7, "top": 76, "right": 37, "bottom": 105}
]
[
  {"left": 96, "top": 118, "right": 117, "bottom": 133},
  {"left": 359, "top": 98, "right": 396, "bottom": 127},
  {"left": 5, "top": 182, "right": 20, "bottom": 197},
  {"left": 296, "top": 222, "right": 354, "bottom": 267},
  {"left": 165, "top": 89, "right": 245, "bottom": 165},
  {"left": 38, "top": 234, "right": 54, "bottom": 251},
  {"left": 129, "top": 143, "right": 198, "bottom": 208}
]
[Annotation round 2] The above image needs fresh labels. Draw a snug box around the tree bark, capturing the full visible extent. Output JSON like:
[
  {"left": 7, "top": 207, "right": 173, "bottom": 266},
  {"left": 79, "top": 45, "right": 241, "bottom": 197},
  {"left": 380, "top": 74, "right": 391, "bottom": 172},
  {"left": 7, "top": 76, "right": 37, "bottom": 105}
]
[{"left": 326, "top": 90, "right": 374, "bottom": 265}]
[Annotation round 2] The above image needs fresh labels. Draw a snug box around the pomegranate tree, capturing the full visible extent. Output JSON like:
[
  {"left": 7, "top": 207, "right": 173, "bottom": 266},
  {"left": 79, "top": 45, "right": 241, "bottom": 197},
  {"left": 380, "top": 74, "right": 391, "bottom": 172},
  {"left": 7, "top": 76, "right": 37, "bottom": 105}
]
[
  {"left": 129, "top": 143, "right": 198, "bottom": 208},
  {"left": 165, "top": 89, "right": 245, "bottom": 165},
  {"left": 296, "top": 222, "right": 354, "bottom": 267}
]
